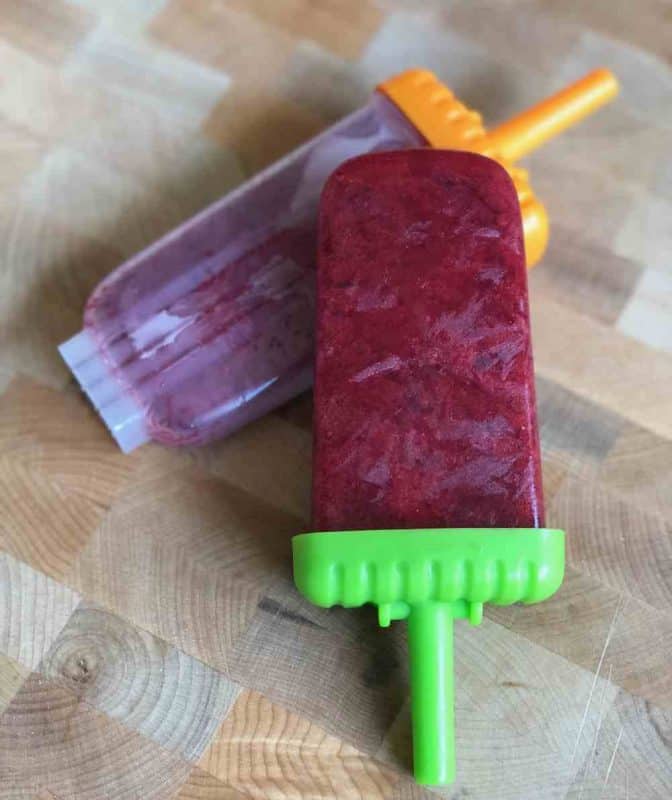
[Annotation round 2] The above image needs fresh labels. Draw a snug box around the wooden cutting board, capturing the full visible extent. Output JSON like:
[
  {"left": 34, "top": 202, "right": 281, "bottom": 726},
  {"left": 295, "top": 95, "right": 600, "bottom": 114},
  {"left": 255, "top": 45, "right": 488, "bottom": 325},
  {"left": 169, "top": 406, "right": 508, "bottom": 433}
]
[{"left": 0, "top": 2, "right": 671, "bottom": 798}]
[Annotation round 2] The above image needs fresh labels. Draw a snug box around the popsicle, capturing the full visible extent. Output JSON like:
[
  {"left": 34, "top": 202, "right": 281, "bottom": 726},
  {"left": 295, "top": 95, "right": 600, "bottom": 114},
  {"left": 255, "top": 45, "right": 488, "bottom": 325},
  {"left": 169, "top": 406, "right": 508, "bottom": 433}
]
[
  {"left": 293, "top": 150, "right": 565, "bottom": 784},
  {"left": 59, "top": 69, "right": 617, "bottom": 452},
  {"left": 59, "top": 92, "right": 424, "bottom": 452}
]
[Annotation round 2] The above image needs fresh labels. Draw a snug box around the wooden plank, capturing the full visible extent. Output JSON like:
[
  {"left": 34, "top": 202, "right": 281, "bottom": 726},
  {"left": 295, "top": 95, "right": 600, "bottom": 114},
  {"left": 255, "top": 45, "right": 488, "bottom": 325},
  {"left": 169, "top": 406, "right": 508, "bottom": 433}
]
[
  {"left": 0, "top": 653, "right": 30, "bottom": 715},
  {"left": 0, "top": 378, "right": 136, "bottom": 580},
  {"left": 0, "top": 0, "right": 94, "bottom": 66},
  {"left": 63, "top": 468, "right": 297, "bottom": 673},
  {"left": 66, "top": 532, "right": 261, "bottom": 677},
  {"left": 0, "top": 207, "right": 124, "bottom": 386},
  {"left": 175, "top": 767, "right": 250, "bottom": 799},
  {"left": 149, "top": 0, "right": 296, "bottom": 85},
  {"left": 618, "top": 267, "right": 672, "bottom": 354},
  {"left": 565, "top": 690, "right": 672, "bottom": 800},
  {"left": 0, "top": 378, "right": 135, "bottom": 508},
  {"left": 198, "top": 689, "right": 400, "bottom": 799},
  {"left": 487, "top": 568, "right": 672, "bottom": 710},
  {"left": 225, "top": 0, "right": 383, "bottom": 60},
  {"left": 39, "top": 602, "right": 240, "bottom": 762},
  {"left": 63, "top": 25, "right": 230, "bottom": 123},
  {"left": 531, "top": 295, "right": 672, "bottom": 439},
  {"left": 553, "top": 477, "right": 672, "bottom": 611},
  {"left": 203, "top": 87, "right": 325, "bottom": 174},
  {"left": 529, "top": 229, "right": 644, "bottom": 327},
  {"left": 187, "top": 415, "right": 313, "bottom": 522},
  {"left": 0, "top": 464, "right": 103, "bottom": 583},
  {"left": 0, "top": 553, "right": 79, "bottom": 671},
  {"left": 446, "top": 0, "right": 580, "bottom": 75},
  {"left": 0, "top": 672, "right": 192, "bottom": 799},
  {"left": 598, "top": 422, "right": 672, "bottom": 524},
  {"left": 230, "top": 574, "right": 408, "bottom": 755},
  {"left": 535, "top": 0, "right": 672, "bottom": 66},
  {"left": 537, "top": 376, "right": 626, "bottom": 474}
]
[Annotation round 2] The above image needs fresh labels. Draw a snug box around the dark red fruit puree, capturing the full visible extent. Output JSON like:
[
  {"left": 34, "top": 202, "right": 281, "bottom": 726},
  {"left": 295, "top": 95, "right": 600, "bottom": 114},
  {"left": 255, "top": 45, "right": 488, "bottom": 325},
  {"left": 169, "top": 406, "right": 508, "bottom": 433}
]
[{"left": 312, "top": 150, "right": 544, "bottom": 531}]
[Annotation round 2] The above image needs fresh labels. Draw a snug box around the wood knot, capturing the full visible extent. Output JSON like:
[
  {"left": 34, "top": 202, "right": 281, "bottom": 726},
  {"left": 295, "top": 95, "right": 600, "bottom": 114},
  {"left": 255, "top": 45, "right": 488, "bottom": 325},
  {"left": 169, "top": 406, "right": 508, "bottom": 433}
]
[{"left": 62, "top": 653, "right": 96, "bottom": 686}]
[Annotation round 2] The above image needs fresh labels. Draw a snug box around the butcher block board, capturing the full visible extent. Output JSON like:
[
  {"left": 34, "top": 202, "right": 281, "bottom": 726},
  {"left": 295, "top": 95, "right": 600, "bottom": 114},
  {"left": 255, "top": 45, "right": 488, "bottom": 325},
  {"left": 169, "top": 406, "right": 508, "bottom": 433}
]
[{"left": 1, "top": 1, "right": 671, "bottom": 799}]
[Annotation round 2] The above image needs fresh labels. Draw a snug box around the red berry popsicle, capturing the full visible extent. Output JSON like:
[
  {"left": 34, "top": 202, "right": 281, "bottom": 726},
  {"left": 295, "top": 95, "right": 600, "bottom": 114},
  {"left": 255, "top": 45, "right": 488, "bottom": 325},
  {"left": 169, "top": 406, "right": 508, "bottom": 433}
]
[
  {"left": 313, "top": 150, "right": 544, "bottom": 533},
  {"left": 293, "top": 150, "right": 565, "bottom": 785}
]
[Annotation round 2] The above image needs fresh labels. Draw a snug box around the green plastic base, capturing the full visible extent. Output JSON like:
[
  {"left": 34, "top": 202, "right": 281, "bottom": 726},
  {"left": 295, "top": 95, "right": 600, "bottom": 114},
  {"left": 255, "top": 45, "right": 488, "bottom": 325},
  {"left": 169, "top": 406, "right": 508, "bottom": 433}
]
[{"left": 292, "top": 528, "right": 565, "bottom": 785}]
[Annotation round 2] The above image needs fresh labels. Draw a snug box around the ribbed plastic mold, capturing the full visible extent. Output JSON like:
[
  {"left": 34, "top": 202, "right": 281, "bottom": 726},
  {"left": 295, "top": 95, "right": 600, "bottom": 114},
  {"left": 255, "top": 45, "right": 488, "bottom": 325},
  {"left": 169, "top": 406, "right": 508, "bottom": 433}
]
[{"left": 59, "top": 330, "right": 149, "bottom": 453}]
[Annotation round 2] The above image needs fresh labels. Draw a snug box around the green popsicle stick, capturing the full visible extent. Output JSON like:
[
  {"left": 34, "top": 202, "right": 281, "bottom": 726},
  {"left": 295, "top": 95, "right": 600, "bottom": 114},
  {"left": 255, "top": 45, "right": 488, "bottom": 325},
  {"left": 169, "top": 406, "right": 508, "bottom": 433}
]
[{"left": 292, "top": 528, "right": 565, "bottom": 785}]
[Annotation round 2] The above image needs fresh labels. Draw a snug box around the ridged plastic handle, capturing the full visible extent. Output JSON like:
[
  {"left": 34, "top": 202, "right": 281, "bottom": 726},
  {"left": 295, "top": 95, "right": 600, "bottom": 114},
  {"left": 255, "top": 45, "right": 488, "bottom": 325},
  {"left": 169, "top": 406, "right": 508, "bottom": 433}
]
[
  {"left": 293, "top": 528, "right": 565, "bottom": 785},
  {"left": 485, "top": 68, "right": 619, "bottom": 162},
  {"left": 408, "top": 603, "right": 455, "bottom": 785}
]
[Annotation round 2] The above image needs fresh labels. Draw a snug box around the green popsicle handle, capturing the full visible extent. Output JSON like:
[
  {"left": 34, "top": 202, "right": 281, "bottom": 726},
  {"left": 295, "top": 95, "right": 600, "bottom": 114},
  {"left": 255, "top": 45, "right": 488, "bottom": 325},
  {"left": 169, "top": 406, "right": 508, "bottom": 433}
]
[
  {"left": 408, "top": 602, "right": 455, "bottom": 785},
  {"left": 292, "top": 528, "right": 565, "bottom": 785}
]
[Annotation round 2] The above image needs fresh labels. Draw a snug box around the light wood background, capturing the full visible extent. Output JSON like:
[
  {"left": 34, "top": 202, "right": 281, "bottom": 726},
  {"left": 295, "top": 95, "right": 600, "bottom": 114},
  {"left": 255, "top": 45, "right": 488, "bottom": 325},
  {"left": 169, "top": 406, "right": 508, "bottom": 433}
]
[{"left": 0, "top": 1, "right": 671, "bottom": 798}]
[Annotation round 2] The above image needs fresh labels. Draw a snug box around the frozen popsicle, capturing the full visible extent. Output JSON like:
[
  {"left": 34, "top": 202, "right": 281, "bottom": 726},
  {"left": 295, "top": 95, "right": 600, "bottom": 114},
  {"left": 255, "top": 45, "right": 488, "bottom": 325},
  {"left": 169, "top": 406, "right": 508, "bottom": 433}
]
[
  {"left": 293, "top": 150, "right": 564, "bottom": 785},
  {"left": 59, "top": 92, "right": 424, "bottom": 452},
  {"left": 59, "top": 69, "right": 617, "bottom": 452}
]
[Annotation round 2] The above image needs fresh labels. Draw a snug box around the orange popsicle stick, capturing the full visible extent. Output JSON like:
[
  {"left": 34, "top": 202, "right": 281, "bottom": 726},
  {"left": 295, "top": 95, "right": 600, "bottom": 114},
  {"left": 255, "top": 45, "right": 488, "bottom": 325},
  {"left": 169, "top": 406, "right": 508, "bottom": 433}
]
[
  {"left": 485, "top": 69, "right": 619, "bottom": 162},
  {"left": 378, "top": 68, "right": 619, "bottom": 266}
]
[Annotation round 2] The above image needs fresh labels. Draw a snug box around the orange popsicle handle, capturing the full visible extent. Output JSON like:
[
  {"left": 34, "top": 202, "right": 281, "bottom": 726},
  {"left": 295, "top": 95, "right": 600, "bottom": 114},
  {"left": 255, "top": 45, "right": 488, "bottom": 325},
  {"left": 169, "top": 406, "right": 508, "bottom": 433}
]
[
  {"left": 484, "top": 68, "right": 619, "bottom": 162},
  {"left": 377, "top": 67, "right": 618, "bottom": 267}
]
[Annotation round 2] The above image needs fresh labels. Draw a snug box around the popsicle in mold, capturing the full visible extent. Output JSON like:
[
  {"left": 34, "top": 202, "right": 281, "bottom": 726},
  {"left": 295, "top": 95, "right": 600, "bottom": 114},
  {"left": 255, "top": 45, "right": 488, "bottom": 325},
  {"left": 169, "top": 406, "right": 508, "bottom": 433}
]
[
  {"left": 293, "top": 150, "right": 565, "bottom": 785},
  {"left": 59, "top": 92, "right": 425, "bottom": 452},
  {"left": 59, "top": 68, "right": 617, "bottom": 452}
]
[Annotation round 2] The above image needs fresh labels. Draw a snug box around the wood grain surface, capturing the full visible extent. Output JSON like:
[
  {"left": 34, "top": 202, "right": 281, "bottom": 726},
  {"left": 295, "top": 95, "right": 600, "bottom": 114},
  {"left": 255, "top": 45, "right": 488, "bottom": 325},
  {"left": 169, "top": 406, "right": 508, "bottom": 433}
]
[{"left": 0, "top": 1, "right": 671, "bottom": 798}]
